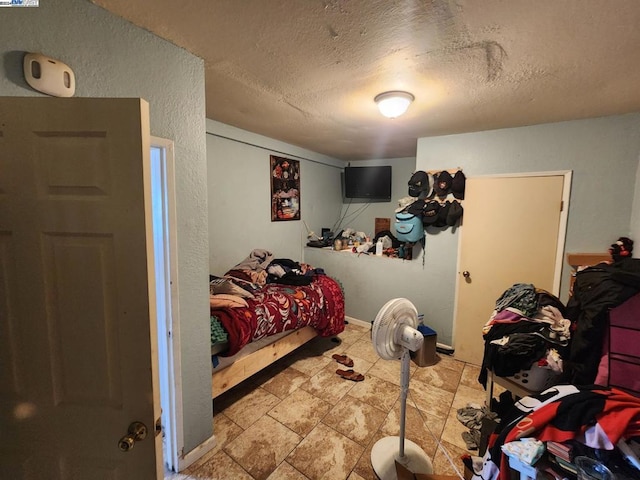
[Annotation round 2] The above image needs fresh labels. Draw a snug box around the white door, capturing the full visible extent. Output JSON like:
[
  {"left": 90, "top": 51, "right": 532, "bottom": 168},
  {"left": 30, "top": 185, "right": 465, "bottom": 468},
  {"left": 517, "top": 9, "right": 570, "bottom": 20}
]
[
  {"left": 453, "top": 174, "right": 567, "bottom": 365},
  {"left": 0, "top": 97, "right": 162, "bottom": 479}
]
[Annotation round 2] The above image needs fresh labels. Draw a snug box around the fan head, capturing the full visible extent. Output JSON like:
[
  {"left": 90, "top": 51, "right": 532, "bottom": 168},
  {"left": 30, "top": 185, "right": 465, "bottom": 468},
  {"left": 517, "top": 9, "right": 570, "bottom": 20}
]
[{"left": 372, "top": 298, "right": 423, "bottom": 360}]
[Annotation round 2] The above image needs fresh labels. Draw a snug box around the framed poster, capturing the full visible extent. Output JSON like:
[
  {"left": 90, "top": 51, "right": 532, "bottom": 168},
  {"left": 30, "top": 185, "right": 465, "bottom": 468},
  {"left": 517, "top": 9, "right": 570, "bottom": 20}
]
[{"left": 270, "top": 155, "right": 301, "bottom": 221}]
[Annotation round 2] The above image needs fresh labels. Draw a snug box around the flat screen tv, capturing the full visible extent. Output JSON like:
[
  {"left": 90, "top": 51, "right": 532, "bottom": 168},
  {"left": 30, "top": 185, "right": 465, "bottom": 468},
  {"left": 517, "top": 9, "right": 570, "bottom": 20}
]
[{"left": 344, "top": 165, "right": 392, "bottom": 200}]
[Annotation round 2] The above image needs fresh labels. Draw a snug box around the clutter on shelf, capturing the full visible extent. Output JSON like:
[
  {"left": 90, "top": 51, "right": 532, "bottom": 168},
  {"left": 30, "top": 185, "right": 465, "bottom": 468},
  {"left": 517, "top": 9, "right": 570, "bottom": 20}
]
[{"left": 308, "top": 226, "right": 416, "bottom": 260}]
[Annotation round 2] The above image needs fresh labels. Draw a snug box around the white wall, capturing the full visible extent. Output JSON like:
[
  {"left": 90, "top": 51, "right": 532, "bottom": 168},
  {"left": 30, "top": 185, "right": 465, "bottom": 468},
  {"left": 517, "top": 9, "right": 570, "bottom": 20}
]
[
  {"left": 206, "top": 121, "right": 424, "bottom": 337},
  {"left": 415, "top": 113, "right": 640, "bottom": 348},
  {"left": 206, "top": 120, "right": 344, "bottom": 275},
  {"left": 208, "top": 115, "right": 640, "bottom": 356},
  {"left": 0, "top": 0, "right": 211, "bottom": 454},
  {"left": 205, "top": 123, "right": 417, "bottom": 272},
  {"left": 338, "top": 157, "right": 416, "bottom": 236}
]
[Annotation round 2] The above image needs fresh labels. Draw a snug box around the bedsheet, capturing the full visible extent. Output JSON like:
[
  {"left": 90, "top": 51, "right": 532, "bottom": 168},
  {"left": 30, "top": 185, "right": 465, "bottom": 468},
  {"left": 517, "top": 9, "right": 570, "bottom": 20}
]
[{"left": 211, "top": 274, "right": 345, "bottom": 356}]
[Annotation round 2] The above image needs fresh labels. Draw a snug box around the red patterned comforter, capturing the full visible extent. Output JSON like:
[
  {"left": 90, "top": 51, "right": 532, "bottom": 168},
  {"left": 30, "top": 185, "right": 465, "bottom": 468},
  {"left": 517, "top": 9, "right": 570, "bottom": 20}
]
[{"left": 212, "top": 274, "right": 345, "bottom": 356}]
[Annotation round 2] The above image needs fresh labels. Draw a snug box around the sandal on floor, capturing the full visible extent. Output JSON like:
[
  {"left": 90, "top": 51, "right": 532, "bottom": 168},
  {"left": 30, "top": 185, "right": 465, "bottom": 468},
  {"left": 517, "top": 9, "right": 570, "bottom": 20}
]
[
  {"left": 332, "top": 354, "right": 354, "bottom": 367},
  {"left": 336, "top": 369, "right": 364, "bottom": 382}
]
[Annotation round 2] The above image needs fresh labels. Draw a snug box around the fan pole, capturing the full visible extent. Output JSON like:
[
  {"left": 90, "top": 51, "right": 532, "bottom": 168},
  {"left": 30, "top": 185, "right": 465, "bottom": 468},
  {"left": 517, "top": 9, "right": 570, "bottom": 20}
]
[
  {"left": 399, "top": 348, "right": 410, "bottom": 458},
  {"left": 370, "top": 298, "right": 433, "bottom": 479}
]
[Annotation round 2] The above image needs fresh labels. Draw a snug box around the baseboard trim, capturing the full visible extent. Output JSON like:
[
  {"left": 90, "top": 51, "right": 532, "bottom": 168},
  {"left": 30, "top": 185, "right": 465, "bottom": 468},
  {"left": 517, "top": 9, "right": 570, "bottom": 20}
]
[
  {"left": 346, "top": 316, "right": 454, "bottom": 353},
  {"left": 345, "top": 316, "right": 371, "bottom": 329},
  {"left": 177, "top": 434, "right": 217, "bottom": 472}
]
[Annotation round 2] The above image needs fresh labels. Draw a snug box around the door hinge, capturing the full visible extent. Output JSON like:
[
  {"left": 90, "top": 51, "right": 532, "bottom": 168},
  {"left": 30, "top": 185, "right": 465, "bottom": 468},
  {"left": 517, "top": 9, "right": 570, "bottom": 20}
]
[{"left": 560, "top": 201, "right": 564, "bottom": 212}]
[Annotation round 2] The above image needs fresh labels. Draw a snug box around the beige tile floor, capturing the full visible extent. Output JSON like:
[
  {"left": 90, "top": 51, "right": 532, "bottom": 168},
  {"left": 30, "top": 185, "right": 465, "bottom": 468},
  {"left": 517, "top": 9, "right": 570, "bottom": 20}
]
[{"left": 166, "top": 322, "right": 489, "bottom": 480}]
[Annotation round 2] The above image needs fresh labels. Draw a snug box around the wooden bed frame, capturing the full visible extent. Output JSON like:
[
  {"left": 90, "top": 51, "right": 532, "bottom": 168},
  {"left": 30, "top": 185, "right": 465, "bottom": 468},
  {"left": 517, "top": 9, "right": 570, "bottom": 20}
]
[{"left": 212, "top": 325, "right": 318, "bottom": 398}]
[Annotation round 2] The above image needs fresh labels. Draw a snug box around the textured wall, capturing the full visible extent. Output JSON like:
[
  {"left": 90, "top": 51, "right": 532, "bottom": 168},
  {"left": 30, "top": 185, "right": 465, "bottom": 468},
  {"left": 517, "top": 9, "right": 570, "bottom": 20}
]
[
  {"left": 206, "top": 120, "right": 344, "bottom": 276},
  {"left": 206, "top": 113, "right": 640, "bottom": 359},
  {"left": 416, "top": 113, "right": 640, "bottom": 347},
  {"left": 338, "top": 157, "right": 416, "bottom": 236},
  {"left": 205, "top": 121, "right": 426, "bottom": 342},
  {"left": 0, "top": 0, "right": 211, "bottom": 455}
]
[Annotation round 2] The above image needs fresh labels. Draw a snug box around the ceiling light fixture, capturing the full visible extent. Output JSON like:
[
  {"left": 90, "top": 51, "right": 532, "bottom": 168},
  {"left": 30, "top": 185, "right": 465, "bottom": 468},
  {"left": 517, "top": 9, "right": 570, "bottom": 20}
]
[{"left": 374, "top": 91, "right": 414, "bottom": 119}]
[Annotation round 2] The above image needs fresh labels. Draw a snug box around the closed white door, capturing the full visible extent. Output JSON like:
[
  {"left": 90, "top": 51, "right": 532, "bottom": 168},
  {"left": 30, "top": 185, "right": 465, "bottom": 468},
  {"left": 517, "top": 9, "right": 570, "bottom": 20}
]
[
  {"left": 0, "top": 97, "right": 162, "bottom": 479},
  {"left": 454, "top": 175, "right": 566, "bottom": 365}
]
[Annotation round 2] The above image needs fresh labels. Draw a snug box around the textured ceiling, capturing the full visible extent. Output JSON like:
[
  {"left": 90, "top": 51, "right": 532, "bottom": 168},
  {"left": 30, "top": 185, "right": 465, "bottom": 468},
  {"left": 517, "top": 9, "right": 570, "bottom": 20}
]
[{"left": 93, "top": 0, "right": 640, "bottom": 160}]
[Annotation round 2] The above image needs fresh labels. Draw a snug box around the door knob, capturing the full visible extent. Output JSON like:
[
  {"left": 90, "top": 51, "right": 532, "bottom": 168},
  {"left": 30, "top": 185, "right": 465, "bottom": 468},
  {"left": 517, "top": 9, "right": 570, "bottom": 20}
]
[
  {"left": 462, "top": 271, "right": 470, "bottom": 278},
  {"left": 118, "top": 421, "right": 148, "bottom": 452}
]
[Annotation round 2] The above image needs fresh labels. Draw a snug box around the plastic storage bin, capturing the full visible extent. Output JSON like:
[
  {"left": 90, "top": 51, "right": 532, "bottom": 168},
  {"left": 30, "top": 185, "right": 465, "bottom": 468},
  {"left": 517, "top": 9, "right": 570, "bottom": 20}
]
[
  {"left": 507, "top": 363, "right": 560, "bottom": 392},
  {"left": 411, "top": 325, "right": 437, "bottom": 367}
]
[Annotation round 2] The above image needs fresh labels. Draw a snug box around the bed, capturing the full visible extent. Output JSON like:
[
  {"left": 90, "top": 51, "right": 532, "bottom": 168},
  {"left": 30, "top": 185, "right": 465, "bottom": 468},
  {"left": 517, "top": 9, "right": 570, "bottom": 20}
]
[{"left": 209, "top": 250, "right": 345, "bottom": 398}]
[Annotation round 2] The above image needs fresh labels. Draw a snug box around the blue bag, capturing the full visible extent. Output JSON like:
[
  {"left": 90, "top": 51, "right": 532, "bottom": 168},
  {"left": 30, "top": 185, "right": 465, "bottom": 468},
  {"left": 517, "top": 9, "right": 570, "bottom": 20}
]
[{"left": 394, "top": 212, "right": 424, "bottom": 243}]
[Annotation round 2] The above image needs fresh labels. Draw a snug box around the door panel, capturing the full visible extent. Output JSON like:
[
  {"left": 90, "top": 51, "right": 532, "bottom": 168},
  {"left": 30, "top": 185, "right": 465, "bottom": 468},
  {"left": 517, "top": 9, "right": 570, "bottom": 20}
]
[
  {"left": 0, "top": 232, "right": 22, "bottom": 398},
  {"left": 42, "top": 233, "right": 122, "bottom": 407},
  {"left": 0, "top": 97, "right": 161, "bottom": 479},
  {"left": 454, "top": 175, "right": 565, "bottom": 365}
]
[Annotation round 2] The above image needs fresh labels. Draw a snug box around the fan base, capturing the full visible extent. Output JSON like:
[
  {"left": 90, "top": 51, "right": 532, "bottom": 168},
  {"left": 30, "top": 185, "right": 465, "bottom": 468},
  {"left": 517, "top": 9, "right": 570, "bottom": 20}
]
[{"left": 370, "top": 436, "right": 433, "bottom": 480}]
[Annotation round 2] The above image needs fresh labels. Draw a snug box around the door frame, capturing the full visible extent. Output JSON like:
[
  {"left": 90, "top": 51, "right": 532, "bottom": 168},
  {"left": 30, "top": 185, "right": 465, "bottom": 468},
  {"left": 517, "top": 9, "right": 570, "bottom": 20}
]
[
  {"left": 452, "top": 170, "right": 572, "bottom": 346},
  {"left": 150, "top": 136, "right": 184, "bottom": 472}
]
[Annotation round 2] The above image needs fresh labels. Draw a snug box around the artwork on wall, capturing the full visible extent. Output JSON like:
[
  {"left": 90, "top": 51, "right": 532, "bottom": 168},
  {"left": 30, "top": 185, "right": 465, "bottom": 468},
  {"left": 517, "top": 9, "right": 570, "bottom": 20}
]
[{"left": 270, "top": 155, "right": 301, "bottom": 221}]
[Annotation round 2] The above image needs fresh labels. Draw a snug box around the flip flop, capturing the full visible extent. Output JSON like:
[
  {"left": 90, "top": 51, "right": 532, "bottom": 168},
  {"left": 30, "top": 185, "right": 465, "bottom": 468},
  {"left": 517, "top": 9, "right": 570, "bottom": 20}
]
[
  {"left": 332, "top": 354, "right": 354, "bottom": 367},
  {"left": 336, "top": 369, "right": 365, "bottom": 382}
]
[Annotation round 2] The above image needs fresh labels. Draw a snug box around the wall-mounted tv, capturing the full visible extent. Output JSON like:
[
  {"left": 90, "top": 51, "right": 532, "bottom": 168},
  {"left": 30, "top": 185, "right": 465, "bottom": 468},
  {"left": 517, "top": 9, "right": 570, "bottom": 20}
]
[{"left": 344, "top": 165, "right": 392, "bottom": 200}]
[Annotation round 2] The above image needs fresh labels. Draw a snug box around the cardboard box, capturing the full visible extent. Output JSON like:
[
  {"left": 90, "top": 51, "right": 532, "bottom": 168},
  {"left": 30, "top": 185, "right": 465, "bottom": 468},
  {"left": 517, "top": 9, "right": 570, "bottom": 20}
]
[
  {"left": 395, "top": 461, "right": 461, "bottom": 480},
  {"left": 375, "top": 217, "right": 391, "bottom": 235}
]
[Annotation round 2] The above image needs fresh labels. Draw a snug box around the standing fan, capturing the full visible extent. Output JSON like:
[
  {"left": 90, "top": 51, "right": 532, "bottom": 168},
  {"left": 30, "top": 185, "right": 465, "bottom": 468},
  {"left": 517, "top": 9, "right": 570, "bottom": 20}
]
[{"left": 370, "top": 298, "right": 433, "bottom": 480}]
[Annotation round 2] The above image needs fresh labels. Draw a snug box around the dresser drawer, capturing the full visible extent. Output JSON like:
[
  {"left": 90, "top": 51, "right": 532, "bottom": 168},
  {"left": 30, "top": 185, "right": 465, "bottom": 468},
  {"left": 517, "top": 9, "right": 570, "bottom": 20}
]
[
  {"left": 609, "top": 353, "right": 640, "bottom": 396},
  {"left": 610, "top": 292, "right": 640, "bottom": 329},
  {"left": 610, "top": 326, "right": 640, "bottom": 356}
]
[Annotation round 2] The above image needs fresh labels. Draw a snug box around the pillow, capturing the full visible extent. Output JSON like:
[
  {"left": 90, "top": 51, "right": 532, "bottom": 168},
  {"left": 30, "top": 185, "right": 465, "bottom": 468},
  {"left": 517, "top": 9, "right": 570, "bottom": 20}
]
[
  {"left": 209, "top": 294, "right": 249, "bottom": 309},
  {"left": 225, "top": 276, "right": 261, "bottom": 294},
  {"left": 209, "top": 276, "right": 255, "bottom": 299}
]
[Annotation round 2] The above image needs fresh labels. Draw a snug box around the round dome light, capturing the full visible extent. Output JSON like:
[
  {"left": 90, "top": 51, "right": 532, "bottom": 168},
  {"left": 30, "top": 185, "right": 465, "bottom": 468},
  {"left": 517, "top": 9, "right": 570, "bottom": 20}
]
[{"left": 374, "top": 91, "right": 414, "bottom": 118}]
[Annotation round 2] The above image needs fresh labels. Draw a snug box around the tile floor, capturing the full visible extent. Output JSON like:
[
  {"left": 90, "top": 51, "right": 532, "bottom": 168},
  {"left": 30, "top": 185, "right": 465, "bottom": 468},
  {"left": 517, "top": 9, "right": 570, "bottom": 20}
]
[{"left": 166, "top": 321, "right": 490, "bottom": 480}]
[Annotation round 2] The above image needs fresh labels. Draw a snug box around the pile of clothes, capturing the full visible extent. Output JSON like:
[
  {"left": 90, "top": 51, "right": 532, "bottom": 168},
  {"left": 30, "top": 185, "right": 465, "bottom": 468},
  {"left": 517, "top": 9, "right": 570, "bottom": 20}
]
[
  {"left": 224, "top": 248, "right": 321, "bottom": 287},
  {"left": 457, "top": 403, "right": 498, "bottom": 450},
  {"left": 466, "top": 385, "right": 640, "bottom": 480},
  {"left": 478, "top": 283, "right": 570, "bottom": 387}
]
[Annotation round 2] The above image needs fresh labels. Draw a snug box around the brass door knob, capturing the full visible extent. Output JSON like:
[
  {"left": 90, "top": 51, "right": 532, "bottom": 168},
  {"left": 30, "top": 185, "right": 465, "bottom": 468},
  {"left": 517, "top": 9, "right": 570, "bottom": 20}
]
[
  {"left": 462, "top": 271, "right": 470, "bottom": 278},
  {"left": 118, "top": 421, "right": 148, "bottom": 452},
  {"left": 118, "top": 435, "right": 135, "bottom": 452}
]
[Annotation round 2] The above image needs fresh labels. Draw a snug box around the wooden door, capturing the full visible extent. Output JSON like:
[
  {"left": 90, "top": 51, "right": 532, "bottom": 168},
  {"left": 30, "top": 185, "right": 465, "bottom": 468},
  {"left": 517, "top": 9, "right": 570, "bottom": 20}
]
[
  {"left": 0, "top": 97, "right": 162, "bottom": 479},
  {"left": 454, "top": 175, "right": 565, "bottom": 365}
]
